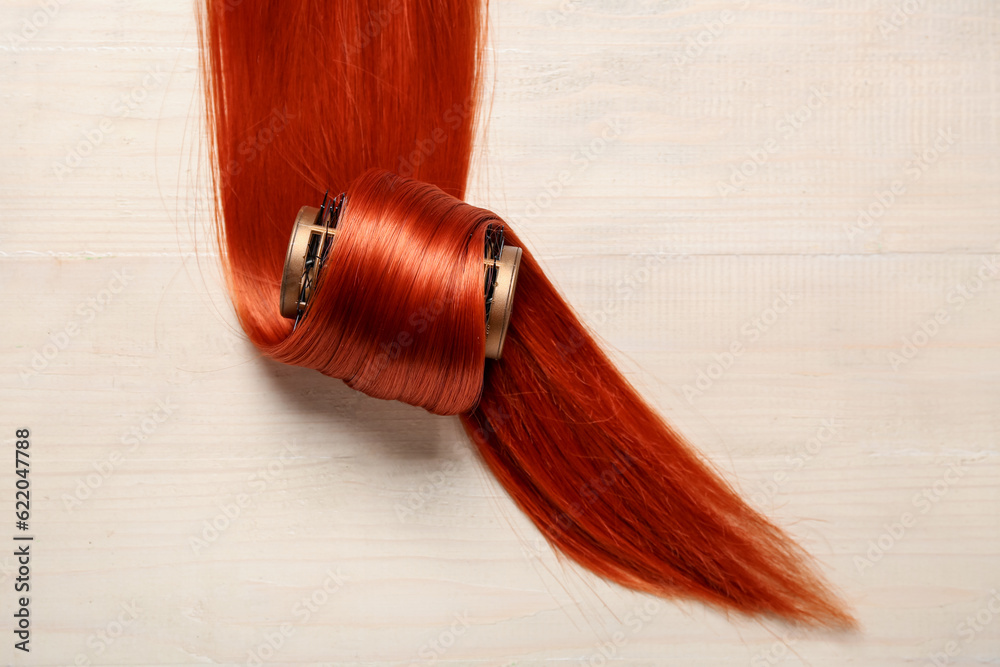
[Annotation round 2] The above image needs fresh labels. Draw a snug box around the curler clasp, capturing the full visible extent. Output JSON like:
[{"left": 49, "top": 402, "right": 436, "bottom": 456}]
[
  {"left": 483, "top": 225, "right": 522, "bottom": 360},
  {"left": 279, "top": 192, "right": 345, "bottom": 328}
]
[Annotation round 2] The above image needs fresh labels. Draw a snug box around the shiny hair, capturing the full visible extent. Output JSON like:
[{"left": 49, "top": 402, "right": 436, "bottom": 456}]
[{"left": 199, "top": 0, "right": 854, "bottom": 628}]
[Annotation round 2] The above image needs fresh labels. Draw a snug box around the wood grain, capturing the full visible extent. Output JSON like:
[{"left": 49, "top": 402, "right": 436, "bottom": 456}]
[{"left": 1, "top": 0, "right": 998, "bottom": 664}]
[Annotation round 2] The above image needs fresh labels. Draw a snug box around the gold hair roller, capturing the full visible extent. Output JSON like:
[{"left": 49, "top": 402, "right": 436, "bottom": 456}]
[{"left": 279, "top": 195, "right": 521, "bottom": 360}]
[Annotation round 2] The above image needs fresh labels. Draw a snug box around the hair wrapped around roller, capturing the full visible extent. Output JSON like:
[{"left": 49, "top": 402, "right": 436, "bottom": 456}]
[{"left": 199, "top": 0, "right": 854, "bottom": 628}]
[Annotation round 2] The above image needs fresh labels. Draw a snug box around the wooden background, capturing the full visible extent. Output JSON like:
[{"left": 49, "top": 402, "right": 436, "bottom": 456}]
[{"left": 2, "top": 0, "right": 998, "bottom": 665}]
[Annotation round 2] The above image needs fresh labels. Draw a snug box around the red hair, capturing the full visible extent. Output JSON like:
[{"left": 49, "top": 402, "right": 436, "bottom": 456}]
[{"left": 200, "top": 0, "right": 854, "bottom": 628}]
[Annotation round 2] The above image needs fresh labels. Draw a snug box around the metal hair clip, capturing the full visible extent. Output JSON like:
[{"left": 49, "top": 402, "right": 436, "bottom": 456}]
[
  {"left": 279, "top": 192, "right": 345, "bottom": 328},
  {"left": 278, "top": 196, "right": 522, "bottom": 360},
  {"left": 482, "top": 224, "right": 522, "bottom": 360}
]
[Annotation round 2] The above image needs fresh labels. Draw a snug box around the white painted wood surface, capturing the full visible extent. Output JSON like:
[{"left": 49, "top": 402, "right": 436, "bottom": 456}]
[{"left": 2, "top": 0, "right": 998, "bottom": 665}]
